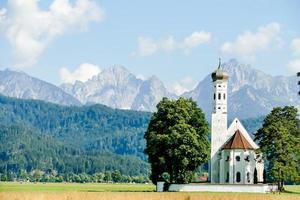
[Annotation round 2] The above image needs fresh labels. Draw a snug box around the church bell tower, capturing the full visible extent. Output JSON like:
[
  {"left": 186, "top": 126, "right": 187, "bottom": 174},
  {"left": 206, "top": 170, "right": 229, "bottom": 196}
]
[{"left": 210, "top": 59, "right": 229, "bottom": 183}]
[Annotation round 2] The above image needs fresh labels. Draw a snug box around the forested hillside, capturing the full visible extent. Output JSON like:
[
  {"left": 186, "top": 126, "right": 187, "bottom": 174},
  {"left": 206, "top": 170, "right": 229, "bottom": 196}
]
[{"left": 0, "top": 95, "right": 151, "bottom": 180}]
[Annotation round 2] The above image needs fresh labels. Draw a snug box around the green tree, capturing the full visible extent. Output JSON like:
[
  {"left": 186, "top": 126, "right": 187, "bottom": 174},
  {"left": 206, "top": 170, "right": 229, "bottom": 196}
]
[
  {"left": 255, "top": 106, "right": 300, "bottom": 191},
  {"left": 32, "top": 169, "right": 42, "bottom": 182},
  {"left": 112, "top": 170, "right": 122, "bottom": 182},
  {"left": 145, "top": 97, "right": 210, "bottom": 185},
  {"left": 103, "top": 171, "right": 112, "bottom": 182}
]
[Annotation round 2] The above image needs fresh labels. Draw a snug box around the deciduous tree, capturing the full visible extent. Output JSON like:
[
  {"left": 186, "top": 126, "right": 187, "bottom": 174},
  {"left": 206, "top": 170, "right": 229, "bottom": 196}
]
[
  {"left": 255, "top": 106, "right": 300, "bottom": 191},
  {"left": 145, "top": 97, "right": 210, "bottom": 185}
]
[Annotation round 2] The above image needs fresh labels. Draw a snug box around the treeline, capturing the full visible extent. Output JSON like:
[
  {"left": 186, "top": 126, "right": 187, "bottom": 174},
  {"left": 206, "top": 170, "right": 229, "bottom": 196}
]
[{"left": 0, "top": 169, "right": 149, "bottom": 183}]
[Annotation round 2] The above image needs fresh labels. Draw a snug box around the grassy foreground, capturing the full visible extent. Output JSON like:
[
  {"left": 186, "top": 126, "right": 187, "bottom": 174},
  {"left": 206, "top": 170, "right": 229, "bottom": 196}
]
[
  {"left": 0, "top": 182, "right": 299, "bottom": 200},
  {"left": 0, "top": 182, "right": 155, "bottom": 192}
]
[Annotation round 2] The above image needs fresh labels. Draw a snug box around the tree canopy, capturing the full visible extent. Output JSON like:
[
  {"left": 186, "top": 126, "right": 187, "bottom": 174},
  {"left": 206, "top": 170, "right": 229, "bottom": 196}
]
[
  {"left": 255, "top": 106, "right": 300, "bottom": 191},
  {"left": 145, "top": 97, "right": 210, "bottom": 184}
]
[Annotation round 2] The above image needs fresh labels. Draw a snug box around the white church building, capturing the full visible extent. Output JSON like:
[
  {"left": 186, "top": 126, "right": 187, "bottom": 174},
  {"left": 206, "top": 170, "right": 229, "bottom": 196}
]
[
  {"left": 210, "top": 60, "right": 264, "bottom": 184},
  {"left": 160, "top": 61, "right": 279, "bottom": 193}
]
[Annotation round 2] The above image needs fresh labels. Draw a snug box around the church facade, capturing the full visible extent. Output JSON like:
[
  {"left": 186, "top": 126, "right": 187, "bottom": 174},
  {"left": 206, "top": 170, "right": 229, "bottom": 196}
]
[{"left": 210, "top": 60, "right": 264, "bottom": 184}]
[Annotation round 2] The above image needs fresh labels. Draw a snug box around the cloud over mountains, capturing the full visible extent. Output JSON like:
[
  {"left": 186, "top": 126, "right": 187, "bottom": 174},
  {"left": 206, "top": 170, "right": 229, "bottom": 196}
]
[
  {"left": 220, "top": 22, "right": 282, "bottom": 61},
  {"left": 134, "top": 31, "right": 211, "bottom": 56}
]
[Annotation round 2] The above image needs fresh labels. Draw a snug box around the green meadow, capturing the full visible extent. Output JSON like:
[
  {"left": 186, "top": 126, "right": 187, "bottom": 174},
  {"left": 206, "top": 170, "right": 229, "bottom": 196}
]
[{"left": 0, "top": 182, "right": 155, "bottom": 192}]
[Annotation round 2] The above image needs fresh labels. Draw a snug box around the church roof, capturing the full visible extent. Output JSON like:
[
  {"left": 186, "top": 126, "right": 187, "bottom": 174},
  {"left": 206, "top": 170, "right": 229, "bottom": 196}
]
[{"left": 222, "top": 130, "right": 256, "bottom": 150}]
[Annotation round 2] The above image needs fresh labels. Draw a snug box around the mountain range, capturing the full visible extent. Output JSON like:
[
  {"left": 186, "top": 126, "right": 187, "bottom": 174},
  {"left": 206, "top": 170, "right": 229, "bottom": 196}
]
[
  {"left": 0, "top": 59, "right": 298, "bottom": 119},
  {"left": 60, "top": 66, "right": 175, "bottom": 111}
]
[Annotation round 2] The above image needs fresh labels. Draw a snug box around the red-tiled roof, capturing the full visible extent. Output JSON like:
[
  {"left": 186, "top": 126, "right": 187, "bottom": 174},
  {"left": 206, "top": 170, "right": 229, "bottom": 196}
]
[{"left": 222, "top": 130, "right": 255, "bottom": 150}]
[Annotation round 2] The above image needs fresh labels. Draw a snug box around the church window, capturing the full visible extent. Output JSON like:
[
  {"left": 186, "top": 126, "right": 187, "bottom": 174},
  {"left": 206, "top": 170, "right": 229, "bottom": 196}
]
[
  {"left": 218, "top": 107, "right": 221, "bottom": 110},
  {"left": 218, "top": 93, "right": 221, "bottom": 100},
  {"left": 225, "top": 156, "right": 230, "bottom": 161},
  {"left": 236, "top": 172, "right": 241, "bottom": 183},
  {"left": 247, "top": 172, "right": 251, "bottom": 183},
  {"left": 223, "top": 93, "right": 226, "bottom": 100},
  {"left": 244, "top": 155, "right": 250, "bottom": 162},
  {"left": 218, "top": 85, "right": 221, "bottom": 87},
  {"left": 214, "top": 93, "right": 215, "bottom": 100},
  {"left": 236, "top": 156, "right": 240, "bottom": 161},
  {"left": 226, "top": 172, "right": 229, "bottom": 183}
]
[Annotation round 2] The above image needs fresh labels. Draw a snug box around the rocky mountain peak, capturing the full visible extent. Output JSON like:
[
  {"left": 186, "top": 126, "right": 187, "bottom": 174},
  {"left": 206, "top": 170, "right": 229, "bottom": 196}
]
[
  {"left": 60, "top": 65, "right": 176, "bottom": 111},
  {"left": 0, "top": 69, "right": 81, "bottom": 106}
]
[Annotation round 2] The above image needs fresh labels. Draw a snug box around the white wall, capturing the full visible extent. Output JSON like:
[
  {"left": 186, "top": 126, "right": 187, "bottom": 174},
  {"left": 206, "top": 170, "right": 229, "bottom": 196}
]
[{"left": 168, "top": 184, "right": 278, "bottom": 193}]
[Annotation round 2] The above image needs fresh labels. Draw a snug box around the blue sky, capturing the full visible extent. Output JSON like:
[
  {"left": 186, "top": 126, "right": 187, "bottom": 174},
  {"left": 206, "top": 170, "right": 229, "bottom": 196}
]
[{"left": 0, "top": 0, "right": 299, "bottom": 94}]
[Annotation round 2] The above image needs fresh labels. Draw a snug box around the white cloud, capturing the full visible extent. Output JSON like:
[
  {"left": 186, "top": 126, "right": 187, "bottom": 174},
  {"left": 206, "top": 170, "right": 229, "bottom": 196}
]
[
  {"left": 171, "top": 83, "right": 189, "bottom": 96},
  {"left": 287, "top": 59, "right": 300, "bottom": 73},
  {"left": 136, "top": 74, "right": 147, "bottom": 80},
  {"left": 59, "top": 63, "right": 101, "bottom": 84},
  {"left": 287, "top": 38, "right": 300, "bottom": 73},
  {"left": 161, "top": 36, "right": 176, "bottom": 51},
  {"left": 291, "top": 38, "right": 300, "bottom": 56},
  {"left": 0, "top": 0, "right": 104, "bottom": 68},
  {"left": 134, "top": 31, "right": 211, "bottom": 56},
  {"left": 136, "top": 37, "right": 158, "bottom": 56},
  {"left": 183, "top": 31, "right": 211, "bottom": 48},
  {"left": 0, "top": 8, "right": 6, "bottom": 22},
  {"left": 220, "top": 22, "right": 281, "bottom": 61},
  {"left": 169, "top": 76, "right": 197, "bottom": 95}
]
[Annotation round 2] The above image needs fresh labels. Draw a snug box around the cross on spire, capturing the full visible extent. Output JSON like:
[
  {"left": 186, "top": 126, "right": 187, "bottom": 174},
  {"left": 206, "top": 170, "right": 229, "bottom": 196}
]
[{"left": 218, "top": 58, "right": 221, "bottom": 69}]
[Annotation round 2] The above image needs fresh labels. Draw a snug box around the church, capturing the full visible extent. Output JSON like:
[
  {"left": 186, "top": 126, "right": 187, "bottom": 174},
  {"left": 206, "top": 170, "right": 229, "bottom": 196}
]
[{"left": 210, "top": 60, "right": 264, "bottom": 184}]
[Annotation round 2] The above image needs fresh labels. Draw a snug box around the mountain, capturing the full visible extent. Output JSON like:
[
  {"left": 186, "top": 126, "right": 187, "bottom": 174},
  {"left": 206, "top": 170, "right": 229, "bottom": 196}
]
[
  {"left": 184, "top": 59, "right": 300, "bottom": 119},
  {"left": 1, "top": 60, "right": 298, "bottom": 119},
  {"left": 0, "top": 69, "right": 81, "bottom": 106},
  {"left": 0, "top": 95, "right": 151, "bottom": 176},
  {"left": 61, "top": 66, "right": 176, "bottom": 111}
]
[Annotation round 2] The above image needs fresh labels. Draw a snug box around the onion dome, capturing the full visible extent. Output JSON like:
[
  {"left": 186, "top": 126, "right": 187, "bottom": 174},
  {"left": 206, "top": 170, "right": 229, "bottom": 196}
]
[{"left": 211, "top": 58, "right": 229, "bottom": 81}]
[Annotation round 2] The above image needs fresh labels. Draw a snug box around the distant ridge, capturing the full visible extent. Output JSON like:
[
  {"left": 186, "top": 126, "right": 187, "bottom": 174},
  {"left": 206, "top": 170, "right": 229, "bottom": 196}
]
[{"left": 0, "top": 69, "right": 81, "bottom": 106}]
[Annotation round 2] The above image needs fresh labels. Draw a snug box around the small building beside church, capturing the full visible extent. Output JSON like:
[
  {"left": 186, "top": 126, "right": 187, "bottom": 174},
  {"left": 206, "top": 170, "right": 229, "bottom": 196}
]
[{"left": 210, "top": 60, "right": 264, "bottom": 184}]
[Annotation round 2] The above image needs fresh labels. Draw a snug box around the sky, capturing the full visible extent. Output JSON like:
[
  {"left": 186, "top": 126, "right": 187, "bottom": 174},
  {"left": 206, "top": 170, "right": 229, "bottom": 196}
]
[{"left": 0, "top": 0, "right": 299, "bottom": 95}]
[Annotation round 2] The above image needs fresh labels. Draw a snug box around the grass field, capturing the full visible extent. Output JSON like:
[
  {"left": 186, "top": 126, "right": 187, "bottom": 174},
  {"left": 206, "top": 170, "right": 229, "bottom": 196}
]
[
  {"left": 0, "top": 182, "right": 299, "bottom": 200},
  {"left": 0, "top": 182, "right": 155, "bottom": 192}
]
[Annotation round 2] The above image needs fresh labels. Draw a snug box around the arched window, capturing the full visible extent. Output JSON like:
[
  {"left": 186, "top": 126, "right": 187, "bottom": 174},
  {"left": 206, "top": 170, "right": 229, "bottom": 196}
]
[
  {"left": 218, "top": 93, "right": 221, "bottom": 100},
  {"left": 223, "top": 93, "right": 226, "bottom": 100},
  {"left": 226, "top": 172, "right": 229, "bottom": 183},
  {"left": 236, "top": 156, "right": 240, "bottom": 161},
  {"left": 214, "top": 93, "right": 216, "bottom": 100},
  {"left": 236, "top": 172, "right": 241, "bottom": 183},
  {"left": 247, "top": 172, "right": 251, "bottom": 183}
]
